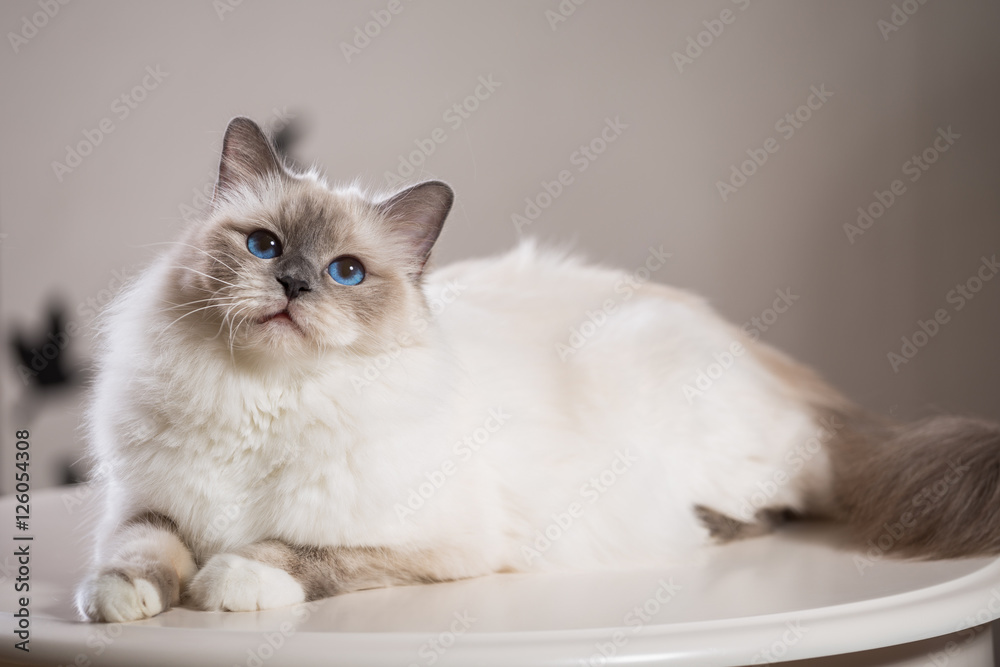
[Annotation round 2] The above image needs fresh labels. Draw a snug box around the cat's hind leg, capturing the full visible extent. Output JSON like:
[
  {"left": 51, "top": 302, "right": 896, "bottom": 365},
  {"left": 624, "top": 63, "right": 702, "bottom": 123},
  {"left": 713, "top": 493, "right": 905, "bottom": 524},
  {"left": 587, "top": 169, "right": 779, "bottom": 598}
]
[{"left": 76, "top": 512, "right": 197, "bottom": 622}]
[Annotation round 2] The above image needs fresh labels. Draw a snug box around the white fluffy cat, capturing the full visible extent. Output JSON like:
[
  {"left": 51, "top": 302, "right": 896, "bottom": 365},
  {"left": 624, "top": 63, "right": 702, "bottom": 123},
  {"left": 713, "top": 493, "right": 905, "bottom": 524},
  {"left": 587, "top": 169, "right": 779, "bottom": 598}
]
[{"left": 76, "top": 117, "right": 1000, "bottom": 623}]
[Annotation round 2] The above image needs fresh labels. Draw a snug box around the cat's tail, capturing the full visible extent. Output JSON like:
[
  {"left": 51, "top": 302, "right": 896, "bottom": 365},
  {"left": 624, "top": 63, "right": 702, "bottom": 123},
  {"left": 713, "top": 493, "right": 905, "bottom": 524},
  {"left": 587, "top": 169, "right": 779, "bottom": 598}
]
[{"left": 827, "top": 408, "right": 1000, "bottom": 559}]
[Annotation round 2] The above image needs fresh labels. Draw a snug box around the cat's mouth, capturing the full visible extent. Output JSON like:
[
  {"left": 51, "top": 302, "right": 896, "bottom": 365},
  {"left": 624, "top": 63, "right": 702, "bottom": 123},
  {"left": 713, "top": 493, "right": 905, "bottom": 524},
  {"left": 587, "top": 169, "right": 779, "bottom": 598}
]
[{"left": 259, "top": 308, "right": 299, "bottom": 328}]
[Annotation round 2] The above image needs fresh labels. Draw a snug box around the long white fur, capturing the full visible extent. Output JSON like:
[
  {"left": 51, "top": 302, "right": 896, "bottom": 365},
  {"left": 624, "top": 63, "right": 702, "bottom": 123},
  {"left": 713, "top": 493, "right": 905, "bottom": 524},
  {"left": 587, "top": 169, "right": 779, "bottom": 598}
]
[{"left": 78, "top": 179, "right": 834, "bottom": 620}]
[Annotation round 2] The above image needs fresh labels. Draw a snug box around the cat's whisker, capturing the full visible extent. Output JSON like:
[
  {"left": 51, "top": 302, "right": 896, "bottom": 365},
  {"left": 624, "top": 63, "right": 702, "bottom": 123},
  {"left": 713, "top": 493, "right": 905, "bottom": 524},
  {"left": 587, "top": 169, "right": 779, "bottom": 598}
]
[
  {"left": 167, "top": 265, "right": 239, "bottom": 289},
  {"left": 158, "top": 302, "right": 239, "bottom": 339},
  {"left": 156, "top": 296, "right": 241, "bottom": 314},
  {"left": 226, "top": 305, "right": 255, "bottom": 357},
  {"left": 209, "top": 301, "right": 244, "bottom": 341},
  {"left": 144, "top": 241, "right": 243, "bottom": 275}
]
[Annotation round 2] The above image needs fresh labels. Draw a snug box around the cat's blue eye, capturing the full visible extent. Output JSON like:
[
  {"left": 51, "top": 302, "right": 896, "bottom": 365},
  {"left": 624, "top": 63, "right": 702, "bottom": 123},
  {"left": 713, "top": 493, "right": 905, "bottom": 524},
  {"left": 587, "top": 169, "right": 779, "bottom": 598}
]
[
  {"left": 247, "top": 230, "right": 282, "bottom": 259},
  {"left": 328, "top": 256, "right": 365, "bottom": 286}
]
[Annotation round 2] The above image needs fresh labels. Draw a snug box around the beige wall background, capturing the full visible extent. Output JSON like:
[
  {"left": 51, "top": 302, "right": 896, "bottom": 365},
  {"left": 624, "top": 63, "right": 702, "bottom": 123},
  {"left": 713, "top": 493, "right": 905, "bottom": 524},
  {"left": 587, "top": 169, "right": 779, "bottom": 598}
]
[{"left": 2, "top": 0, "right": 999, "bottom": 490}]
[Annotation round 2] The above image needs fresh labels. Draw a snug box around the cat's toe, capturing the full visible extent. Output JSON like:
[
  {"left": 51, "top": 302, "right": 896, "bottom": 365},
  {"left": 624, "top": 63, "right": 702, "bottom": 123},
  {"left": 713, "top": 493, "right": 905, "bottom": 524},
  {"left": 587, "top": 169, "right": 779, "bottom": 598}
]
[
  {"left": 186, "top": 553, "right": 305, "bottom": 612},
  {"left": 76, "top": 569, "right": 168, "bottom": 622}
]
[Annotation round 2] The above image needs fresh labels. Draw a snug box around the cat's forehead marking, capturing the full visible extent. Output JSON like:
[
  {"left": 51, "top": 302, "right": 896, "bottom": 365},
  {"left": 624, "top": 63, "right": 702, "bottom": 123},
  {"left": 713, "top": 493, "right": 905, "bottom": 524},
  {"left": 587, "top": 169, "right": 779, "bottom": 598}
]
[{"left": 269, "top": 183, "right": 368, "bottom": 252}]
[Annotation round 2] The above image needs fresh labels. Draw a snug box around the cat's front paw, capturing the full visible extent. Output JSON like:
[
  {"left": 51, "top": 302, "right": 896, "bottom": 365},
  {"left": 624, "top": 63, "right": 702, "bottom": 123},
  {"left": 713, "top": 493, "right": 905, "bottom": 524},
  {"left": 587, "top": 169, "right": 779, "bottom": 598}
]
[
  {"left": 76, "top": 566, "right": 176, "bottom": 622},
  {"left": 186, "top": 553, "right": 305, "bottom": 612}
]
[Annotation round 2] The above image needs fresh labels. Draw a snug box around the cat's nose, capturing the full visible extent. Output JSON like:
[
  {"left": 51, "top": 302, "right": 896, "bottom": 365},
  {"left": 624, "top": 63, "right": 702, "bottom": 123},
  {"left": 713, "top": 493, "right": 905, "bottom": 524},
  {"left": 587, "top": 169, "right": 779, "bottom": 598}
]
[{"left": 277, "top": 275, "right": 311, "bottom": 300}]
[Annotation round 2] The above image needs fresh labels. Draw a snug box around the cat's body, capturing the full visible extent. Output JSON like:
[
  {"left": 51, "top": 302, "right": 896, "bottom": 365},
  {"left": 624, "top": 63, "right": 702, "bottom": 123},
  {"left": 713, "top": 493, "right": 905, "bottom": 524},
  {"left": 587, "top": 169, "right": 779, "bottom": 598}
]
[{"left": 76, "top": 118, "right": 1000, "bottom": 623}]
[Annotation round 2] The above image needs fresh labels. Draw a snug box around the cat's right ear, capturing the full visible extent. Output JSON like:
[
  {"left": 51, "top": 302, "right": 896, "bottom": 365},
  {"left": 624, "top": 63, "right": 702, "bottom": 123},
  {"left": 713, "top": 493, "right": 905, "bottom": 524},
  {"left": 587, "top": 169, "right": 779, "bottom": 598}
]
[
  {"left": 376, "top": 181, "right": 454, "bottom": 277},
  {"left": 212, "top": 117, "right": 282, "bottom": 208}
]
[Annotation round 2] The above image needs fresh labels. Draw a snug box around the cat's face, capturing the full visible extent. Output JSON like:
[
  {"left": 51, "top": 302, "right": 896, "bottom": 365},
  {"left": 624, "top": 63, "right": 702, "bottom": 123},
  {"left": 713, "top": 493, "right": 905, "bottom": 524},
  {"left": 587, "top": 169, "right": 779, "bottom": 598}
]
[{"left": 166, "top": 118, "right": 453, "bottom": 363}]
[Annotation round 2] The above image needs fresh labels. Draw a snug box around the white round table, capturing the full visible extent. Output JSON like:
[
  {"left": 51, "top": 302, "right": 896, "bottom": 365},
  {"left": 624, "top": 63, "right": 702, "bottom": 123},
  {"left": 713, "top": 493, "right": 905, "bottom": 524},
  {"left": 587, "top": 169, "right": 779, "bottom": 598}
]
[{"left": 1, "top": 488, "right": 998, "bottom": 666}]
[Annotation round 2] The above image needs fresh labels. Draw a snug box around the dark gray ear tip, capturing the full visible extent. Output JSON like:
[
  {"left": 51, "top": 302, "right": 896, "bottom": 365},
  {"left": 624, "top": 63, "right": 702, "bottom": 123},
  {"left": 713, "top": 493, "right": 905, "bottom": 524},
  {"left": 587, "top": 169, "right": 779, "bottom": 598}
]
[
  {"left": 418, "top": 180, "right": 455, "bottom": 210},
  {"left": 223, "top": 117, "right": 267, "bottom": 143}
]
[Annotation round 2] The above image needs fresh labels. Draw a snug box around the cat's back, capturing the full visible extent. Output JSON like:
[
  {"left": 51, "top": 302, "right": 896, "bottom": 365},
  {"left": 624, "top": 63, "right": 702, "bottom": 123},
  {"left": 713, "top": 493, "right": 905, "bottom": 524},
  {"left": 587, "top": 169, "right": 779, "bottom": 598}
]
[{"left": 424, "top": 241, "right": 723, "bottom": 364}]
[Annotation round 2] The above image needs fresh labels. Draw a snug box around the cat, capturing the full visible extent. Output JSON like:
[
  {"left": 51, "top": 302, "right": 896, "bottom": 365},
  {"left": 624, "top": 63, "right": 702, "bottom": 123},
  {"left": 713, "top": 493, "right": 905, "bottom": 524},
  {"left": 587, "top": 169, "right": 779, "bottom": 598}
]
[{"left": 75, "top": 116, "right": 1000, "bottom": 623}]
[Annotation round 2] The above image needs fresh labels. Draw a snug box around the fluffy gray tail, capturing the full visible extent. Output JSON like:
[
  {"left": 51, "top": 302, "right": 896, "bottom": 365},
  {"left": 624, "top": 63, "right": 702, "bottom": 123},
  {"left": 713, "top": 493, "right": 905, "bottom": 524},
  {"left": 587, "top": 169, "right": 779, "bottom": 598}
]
[{"left": 830, "top": 412, "right": 1000, "bottom": 559}]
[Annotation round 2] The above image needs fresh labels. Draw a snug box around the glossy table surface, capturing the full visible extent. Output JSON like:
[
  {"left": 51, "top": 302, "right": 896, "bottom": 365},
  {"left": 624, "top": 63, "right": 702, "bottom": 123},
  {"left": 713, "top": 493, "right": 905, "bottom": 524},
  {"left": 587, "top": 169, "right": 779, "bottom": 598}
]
[{"left": 1, "top": 487, "right": 999, "bottom": 666}]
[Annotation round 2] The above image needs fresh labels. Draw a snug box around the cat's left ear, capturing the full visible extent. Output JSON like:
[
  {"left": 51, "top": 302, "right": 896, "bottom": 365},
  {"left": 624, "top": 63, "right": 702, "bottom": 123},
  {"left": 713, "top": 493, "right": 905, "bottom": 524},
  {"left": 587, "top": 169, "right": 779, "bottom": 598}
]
[
  {"left": 212, "top": 117, "right": 283, "bottom": 207},
  {"left": 377, "top": 181, "right": 454, "bottom": 275}
]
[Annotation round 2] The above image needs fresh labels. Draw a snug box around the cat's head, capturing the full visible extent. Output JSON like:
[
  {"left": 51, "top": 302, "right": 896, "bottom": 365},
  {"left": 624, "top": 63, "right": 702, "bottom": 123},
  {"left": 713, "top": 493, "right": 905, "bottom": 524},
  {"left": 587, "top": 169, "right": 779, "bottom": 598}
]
[{"left": 166, "top": 117, "right": 453, "bottom": 364}]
